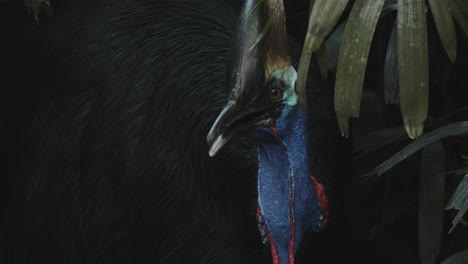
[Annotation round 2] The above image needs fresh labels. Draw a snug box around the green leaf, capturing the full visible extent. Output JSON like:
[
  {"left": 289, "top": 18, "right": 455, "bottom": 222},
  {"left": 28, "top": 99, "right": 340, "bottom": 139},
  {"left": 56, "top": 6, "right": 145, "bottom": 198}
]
[
  {"left": 384, "top": 20, "right": 399, "bottom": 104},
  {"left": 308, "top": 0, "right": 315, "bottom": 14},
  {"left": 441, "top": 251, "right": 468, "bottom": 264},
  {"left": 355, "top": 107, "right": 468, "bottom": 160},
  {"left": 419, "top": 142, "right": 445, "bottom": 264},
  {"left": 446, "top": 174, "right": 468, "bottom": 233},
  {"left": 363, "top": 122, "right": 468, "bottom": 178},
  {"left": 334, "top": 0, "right": 385, "bottom": 136},
  {"left": 296, "top": 0, "right": 349, "bottom": 110},
  {"left": 449, "top": 0, "right": 468, "bottom": 39},
  {"left": 316, "top": 43, "right": 328, "bottom": 79},
  {"left": 382, "top": 0, "right": 398, "bottom": 16},
  {"left": 325, "top": 20, "right": 347, "bottom": 73},
  {"left": 353, "top": 126, "right": 408, "bottom": 159},
  {"left": 428, "top": 0, "right": 458, "bottom": 62},
  {"left": 398, "top": 0, "right": 429, "bottom": 139},
  {"left": 440, "top": 167, "right": 468, "bottom": 176}
]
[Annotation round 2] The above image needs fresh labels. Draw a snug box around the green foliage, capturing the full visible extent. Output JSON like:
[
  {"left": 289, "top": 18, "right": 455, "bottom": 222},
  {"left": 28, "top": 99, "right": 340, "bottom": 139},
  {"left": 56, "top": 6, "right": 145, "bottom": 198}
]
[
  {"left": 397, "top": 0, "right": 429, "bottom": 140},
  {"left": 429, "top": 0, "right": 458, "bottom": 62},
  {"left": 419, "top": 142, "right": 445, "bottom": 264},
  {"left": 334, "top": 0, "right": 385, "bottom": 137},
  {"left": 446, "top": 174, "right": 468, "bottom": 233},
  {"left": 364, "top": 122, "right": 468, "bottom": 177},
  {"left": 299, "top": 0, "right": 468, "bottom": 139},
  {"left": 300, "top": 5, "right": 468, "bottom": 259},
  {"left": 296, "top": 0, "right": 349, "bottom": 110},
  {"left": 442, "top": 251, "right": 468, "bottom": 264}
]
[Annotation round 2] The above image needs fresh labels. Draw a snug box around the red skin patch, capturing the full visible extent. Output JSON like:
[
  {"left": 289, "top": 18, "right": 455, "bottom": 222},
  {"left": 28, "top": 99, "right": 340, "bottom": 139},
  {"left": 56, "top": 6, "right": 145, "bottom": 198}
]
[
  {"left": 288, "top": 202, "right": 295, "bottom": 264},
  {"left": 258, "top": 207, "right": 280, "bottom": 264},
  {"left": 288, "top": 172, "right": 295, "bottom": 264},
  {"left": 310, "top": 176, "right": 329, "bottom": 225},
  {"left": 257, "top": 121, "right": 328, "bottom": 264},
  {"left": 267, "top": 120, "right": 280, "bottom": 140},
  {"left": 267, "top": 228, "right": 280, "bottom": 264}
]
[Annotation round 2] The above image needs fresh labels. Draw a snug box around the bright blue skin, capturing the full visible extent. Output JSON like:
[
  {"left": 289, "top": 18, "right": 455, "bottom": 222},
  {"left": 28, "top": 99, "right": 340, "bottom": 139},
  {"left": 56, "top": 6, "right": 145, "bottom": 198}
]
[{"left": 257, "top": 104, "right": 324, "bottom": 263}]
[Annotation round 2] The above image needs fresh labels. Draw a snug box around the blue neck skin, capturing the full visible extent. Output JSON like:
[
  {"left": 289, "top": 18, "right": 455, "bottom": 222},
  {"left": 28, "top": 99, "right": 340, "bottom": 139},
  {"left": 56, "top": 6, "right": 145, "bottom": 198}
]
[{"left": 256, "top": 105, "right": 324, "bottom": 264}]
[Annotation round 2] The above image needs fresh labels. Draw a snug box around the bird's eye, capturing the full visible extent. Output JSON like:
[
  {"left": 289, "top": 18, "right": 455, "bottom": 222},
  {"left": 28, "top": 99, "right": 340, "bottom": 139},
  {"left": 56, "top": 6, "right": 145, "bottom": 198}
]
[{"left": 267, "top": 87, "right": 283, "bottom": 102}]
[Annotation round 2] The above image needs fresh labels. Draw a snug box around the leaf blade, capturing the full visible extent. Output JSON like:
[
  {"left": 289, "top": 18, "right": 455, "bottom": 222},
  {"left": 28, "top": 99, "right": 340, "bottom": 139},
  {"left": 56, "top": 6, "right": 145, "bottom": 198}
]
[
  {"left": 363, "top": 121, "right": 468, "bottom": 179},
  {"left": 428, "top": 0, "right": 458, "bottom": 62},
  {"left": 441, "top": 251, "right": 468, "bottom": 264},
  {"left": 296, "top": 0, "right": 349, "bottom": 109},
  {"left": 450, "top": 0, "right": 468, "bottom": 39},
  {"left": 325, "top": 20, "right": 347, "bottom": 73},
  {"left": 384, "top": 20, "right": 400, "bottom": 104},
  {"left": 316, "top": 43, "right": 328, "bottom": 79},
  {"left": 419, "top": 142, "right": 445, "bottom": 264},
  {"left": 446, "top": 174, "right": 468, "bottom": 233},
  {"left": 334, "top": 0, "right": 386, "bottom": 136},
  {"left": 398, "top": 0, "right": 429, "bottom": 139}
]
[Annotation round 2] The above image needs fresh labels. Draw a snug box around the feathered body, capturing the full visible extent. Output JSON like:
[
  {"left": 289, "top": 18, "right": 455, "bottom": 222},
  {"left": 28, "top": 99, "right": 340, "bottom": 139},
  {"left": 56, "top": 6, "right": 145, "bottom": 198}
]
[{"left": 0, "top": 0, "right": 347, "bottom": 263}]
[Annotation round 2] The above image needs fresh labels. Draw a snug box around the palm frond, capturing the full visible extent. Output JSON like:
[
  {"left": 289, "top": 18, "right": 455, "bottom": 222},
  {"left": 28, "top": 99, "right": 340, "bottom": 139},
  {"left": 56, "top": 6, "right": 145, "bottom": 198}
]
[
  {"left": 382, "top": 0, "right": 398, "bottom": 16},
  {"left": 398, "top": 0, "right": 429, "bottom": 140},
  {"left": 334, "top": 0, "right": 385, "bottom": 137},
  {"left": 446, "top": 174, "right": 468, "bottom": 233},
  {"left": 316, "top": 43, "right": 328, "bottom": 79},
  {"left": 449, "top": 0, "right": 468, "bottom": 39},
  {"left": 441, "top": 250, "right": 468, "bottom": 264},
  {"left": 354, "top": 126, "right": 408, "bottom": 159},
  {"left": 354, "top": 108, "right": 468, "bottom": 161},
  {"left": 362, "top": 121, "right": 468, "bottom": 179},
  {"left": 298, "top": 0, "right": 467, "bottom": 140},
  {"left": 325, "top": 20, "right": 347, "bottom": 73},
  {"left": 428, "top": 0, "right": 458, "bottom": 62},
  {"left": 384, "top": 21, "right": 399, "bottom": 104},
  {"left": 296, "top": 0, "right": 349, "bottom": 110},
  {"left": 419, "top": 142, "right": 445, "bottom": 264},
  {"left": 440, "top": 167, "right": 468, "bottom": 176}
]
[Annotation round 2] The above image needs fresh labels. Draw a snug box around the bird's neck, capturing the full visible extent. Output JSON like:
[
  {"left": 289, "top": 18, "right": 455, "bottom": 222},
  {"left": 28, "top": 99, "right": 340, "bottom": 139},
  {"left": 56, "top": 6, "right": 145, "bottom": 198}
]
[{"left": 256, "top": 106, "right": 324, "bottom": 264}]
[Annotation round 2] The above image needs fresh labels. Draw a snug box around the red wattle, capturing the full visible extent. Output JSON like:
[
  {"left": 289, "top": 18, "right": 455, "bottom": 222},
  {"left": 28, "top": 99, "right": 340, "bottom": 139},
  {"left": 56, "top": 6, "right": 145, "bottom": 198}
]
[{"left": 310, "top": 176, "right": 329, "bottom": 225}]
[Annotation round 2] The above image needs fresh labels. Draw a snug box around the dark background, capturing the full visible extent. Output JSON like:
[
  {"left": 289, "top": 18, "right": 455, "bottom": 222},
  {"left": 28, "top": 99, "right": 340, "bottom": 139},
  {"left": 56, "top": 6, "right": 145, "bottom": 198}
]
[{"left": 1, "top": 0, "right": 467, "bottom": 263}]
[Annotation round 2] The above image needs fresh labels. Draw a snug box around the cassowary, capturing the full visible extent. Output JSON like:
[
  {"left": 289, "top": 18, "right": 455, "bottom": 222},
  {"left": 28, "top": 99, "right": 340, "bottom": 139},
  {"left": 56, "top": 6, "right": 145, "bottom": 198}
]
[{"left": 0, "top": 0, "right": 348, "bottom": 263}]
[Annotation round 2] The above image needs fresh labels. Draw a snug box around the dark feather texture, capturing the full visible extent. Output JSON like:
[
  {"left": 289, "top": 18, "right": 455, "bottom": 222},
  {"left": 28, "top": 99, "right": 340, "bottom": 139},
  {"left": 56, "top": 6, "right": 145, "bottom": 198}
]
[{"left": 0, "top": 0, "right": 347, "bottom": 263}]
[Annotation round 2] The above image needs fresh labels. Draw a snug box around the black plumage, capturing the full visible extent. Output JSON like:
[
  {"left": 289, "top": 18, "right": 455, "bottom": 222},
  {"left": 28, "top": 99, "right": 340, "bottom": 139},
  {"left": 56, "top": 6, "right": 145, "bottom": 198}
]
[{"left": 0, "top": 0, "right": 348, "bottom": 263}]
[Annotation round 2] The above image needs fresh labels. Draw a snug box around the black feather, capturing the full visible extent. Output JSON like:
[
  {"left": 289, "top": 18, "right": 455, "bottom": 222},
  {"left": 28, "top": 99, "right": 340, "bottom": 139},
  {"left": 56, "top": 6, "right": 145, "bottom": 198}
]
[{"left": 0, "top": 0, "right": 347, "bottom": 263}]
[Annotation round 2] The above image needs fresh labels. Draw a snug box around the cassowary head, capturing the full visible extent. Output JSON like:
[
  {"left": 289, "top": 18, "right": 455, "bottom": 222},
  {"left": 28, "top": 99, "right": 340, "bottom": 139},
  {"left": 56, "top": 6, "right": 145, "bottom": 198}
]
[{"left": 207, "top": 0, "right": 328, "bottom": 263}]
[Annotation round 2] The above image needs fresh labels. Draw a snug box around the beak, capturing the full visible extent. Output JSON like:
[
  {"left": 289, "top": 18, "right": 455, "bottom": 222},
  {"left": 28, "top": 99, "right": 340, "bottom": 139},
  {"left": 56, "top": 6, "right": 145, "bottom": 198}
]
[
  {"left": 206, "top": 0, "right": 262, "bottom": 158},
  {"left": 207, "top": 100, "right": 282, "bottom": 157},
  {"left": 207, "top": 0, "right": 293, "bottom": 158},
  {"left": 207, "top": 102, "right": 235, "bottom": 157}
]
